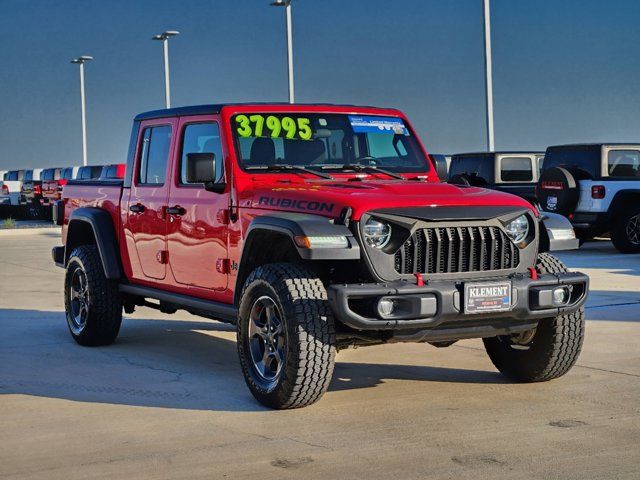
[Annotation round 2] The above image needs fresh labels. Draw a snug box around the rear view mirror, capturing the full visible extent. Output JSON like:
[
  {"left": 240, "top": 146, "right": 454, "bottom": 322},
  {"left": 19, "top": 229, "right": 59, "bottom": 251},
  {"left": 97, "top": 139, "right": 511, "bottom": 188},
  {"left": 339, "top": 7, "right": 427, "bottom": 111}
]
[{"left": 186, "top": 153, "right": 225, "bottom": 193}]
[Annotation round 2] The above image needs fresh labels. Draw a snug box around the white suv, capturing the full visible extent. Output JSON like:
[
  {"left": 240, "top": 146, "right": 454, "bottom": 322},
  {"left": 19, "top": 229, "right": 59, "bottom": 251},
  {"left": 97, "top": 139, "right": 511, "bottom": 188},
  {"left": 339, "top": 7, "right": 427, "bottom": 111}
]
[{"left": 537, "top": 143, "right": 640, "bottom": 252}]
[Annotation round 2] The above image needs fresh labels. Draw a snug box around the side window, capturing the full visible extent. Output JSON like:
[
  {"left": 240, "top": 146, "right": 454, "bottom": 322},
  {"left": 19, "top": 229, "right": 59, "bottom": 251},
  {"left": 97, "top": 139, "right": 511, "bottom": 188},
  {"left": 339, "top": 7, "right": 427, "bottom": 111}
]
[
  {"left": 24, "top": 171, "right": 33, "bottom": 182},
  {"left": 138, "top": 125, "right": 171, "bottom": 185},
  {"left": 180, "top": 123, "right": 223, "bottom": 184},
  {"left": 449, "top": 155, "right": 493, "bottom": 183},
  {"left": 608, "top": 150, "right": 640, "bottom": 177},
  {"left": 501, "top": 156, "right": 533, "bottom": 182}
]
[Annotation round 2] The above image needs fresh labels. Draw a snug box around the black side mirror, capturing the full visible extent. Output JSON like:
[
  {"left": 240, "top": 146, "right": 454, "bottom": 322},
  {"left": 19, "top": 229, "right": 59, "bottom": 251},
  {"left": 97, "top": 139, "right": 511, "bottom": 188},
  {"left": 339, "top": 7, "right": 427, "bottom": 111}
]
[
  {"left": 186, "top": 153, "right": 226, "bottom": 193},
  {"left": 431, "top": 155, "right": 449, "bottom": 182}
]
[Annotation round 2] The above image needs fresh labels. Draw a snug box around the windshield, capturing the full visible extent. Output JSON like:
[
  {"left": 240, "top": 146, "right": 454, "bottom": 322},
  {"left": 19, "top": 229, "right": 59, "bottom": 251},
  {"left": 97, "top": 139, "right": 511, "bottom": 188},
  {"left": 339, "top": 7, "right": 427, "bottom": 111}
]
[{"left": 231, "top": 113, "right": 429, "bottom": 174}]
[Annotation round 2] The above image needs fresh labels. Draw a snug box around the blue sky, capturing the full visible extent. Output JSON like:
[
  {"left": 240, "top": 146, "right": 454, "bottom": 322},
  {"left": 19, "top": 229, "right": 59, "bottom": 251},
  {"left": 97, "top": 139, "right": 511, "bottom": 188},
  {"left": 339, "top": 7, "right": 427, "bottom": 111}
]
[{"left": 1, "top": 0, "right": 639, "bottom": 170}]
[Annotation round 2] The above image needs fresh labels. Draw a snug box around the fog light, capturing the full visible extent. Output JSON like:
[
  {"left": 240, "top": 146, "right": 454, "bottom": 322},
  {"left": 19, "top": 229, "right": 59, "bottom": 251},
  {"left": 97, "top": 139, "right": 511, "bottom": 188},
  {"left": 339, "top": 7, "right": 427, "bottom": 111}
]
[
  {"left": 552, "top": 287, "right": 569, "bottom": 306},
  {"left": 377, "top": 298, "right": 395, "bottom": 317}
]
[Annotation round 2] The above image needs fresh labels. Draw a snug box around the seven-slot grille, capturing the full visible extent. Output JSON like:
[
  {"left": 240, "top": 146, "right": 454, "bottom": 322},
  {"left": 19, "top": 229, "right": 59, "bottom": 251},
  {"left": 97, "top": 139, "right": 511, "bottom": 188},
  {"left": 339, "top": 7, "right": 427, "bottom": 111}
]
[{"left": 394, "top": 226, "right": 519, "bottom": 275}]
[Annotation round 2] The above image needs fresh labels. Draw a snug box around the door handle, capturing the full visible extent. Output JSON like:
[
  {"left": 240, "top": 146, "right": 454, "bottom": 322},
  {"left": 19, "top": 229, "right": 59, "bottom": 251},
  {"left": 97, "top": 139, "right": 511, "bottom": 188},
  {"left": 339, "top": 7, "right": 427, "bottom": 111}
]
[
  {"left": 166, "top": 205, "right": 186, "bottom": 216},
  {"left": 129, "top": 203, "right": 146, "bottom": 213}
]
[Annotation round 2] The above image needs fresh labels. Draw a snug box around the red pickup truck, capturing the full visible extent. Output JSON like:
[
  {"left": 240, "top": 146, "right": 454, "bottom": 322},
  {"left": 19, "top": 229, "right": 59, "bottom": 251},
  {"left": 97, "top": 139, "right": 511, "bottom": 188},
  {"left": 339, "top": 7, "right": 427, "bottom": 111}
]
[{"left": 53, "top": 103, "right": 588, "bottom": 409}]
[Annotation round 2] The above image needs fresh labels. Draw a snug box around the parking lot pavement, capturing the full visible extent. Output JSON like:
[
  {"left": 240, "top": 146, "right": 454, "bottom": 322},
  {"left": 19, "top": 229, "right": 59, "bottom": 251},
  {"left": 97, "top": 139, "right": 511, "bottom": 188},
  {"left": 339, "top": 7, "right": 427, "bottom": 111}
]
[{"left": 1, "top": 232, "right": 639, "bottom": 480}]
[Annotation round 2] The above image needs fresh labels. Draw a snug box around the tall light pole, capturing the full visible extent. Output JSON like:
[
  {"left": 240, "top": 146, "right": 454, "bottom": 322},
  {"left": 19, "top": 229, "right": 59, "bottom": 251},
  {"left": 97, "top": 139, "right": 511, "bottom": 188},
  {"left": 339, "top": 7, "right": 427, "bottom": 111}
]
[
  {"left": 152, "top": 30, "right": 180, "bottom": 108},
  {"left": 483, "top": 0, "right": 495, "bottom": 151},
  {"left": 70, "top": 56, "right": 93, "bottom": 166},
  {"left": 270, "top": 0, "right": 295, "bottom": 104}
]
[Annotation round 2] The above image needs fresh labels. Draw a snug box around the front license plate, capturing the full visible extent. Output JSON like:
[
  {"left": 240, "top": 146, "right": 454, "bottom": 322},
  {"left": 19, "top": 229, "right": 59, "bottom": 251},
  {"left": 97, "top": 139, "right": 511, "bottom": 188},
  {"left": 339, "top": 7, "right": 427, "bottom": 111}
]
[{"left": 464, "top": 281, "right": 512, "bottom": 314}]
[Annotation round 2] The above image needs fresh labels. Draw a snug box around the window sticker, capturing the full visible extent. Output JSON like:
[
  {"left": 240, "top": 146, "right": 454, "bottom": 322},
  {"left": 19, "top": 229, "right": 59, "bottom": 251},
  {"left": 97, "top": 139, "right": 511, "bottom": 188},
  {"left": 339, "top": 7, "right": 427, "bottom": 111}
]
[
  {"left": 234, "top": 114, "right": 313, "bottom": 140},
  {"left": 348, "top": 115, "right": 409, "bottom": 135}
]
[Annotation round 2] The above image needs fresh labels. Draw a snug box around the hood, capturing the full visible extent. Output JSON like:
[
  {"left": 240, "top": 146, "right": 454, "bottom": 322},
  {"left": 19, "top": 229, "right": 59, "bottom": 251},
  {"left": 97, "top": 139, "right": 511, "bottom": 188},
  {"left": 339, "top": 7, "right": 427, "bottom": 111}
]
[{"left": 240, "top": 178, "right": 536, "bottom": 220}]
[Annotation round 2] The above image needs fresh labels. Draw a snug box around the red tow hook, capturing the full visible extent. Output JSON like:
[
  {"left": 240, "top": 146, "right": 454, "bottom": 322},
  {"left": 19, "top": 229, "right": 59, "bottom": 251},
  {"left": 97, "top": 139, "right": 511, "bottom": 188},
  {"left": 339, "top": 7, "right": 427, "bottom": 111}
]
[
  {"left": 414, "top": 273, "right": 425, "bottom": 286},
  {"left": 528, "top": 267, "right": 538, "bottom": 280}
]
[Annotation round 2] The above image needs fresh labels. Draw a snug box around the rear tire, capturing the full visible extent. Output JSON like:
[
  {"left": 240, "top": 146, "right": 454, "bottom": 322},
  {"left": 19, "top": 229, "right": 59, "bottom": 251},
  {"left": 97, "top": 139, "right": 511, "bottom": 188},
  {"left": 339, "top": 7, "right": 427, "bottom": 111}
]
[
  {"left": 483, "top": 253, "right": 585, "bottom": 382},
  {"left": 237, "top": 263, "right": 336, "bottom": 409},
  {"left": 64, "top": 245, "right": 122, "bottom": 346},
  {"left": 611, "top": 207, "right": 640, "bottom": 253}
]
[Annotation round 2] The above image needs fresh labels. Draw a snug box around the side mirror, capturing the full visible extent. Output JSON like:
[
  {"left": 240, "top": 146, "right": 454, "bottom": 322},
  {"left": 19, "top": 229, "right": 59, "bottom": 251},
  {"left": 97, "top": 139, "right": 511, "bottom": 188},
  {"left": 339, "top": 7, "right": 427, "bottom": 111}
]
[
  {"left": 431, "top": 155, "right": 449, "bottom": 182},
  {"left": 186, "top": 153, "right": 226, "bottom": 193}
]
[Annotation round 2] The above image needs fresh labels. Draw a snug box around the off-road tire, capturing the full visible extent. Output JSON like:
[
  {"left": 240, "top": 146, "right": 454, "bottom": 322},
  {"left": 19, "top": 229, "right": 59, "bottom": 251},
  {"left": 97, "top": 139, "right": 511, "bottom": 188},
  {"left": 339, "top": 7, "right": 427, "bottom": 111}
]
[
  {"left": 483, "top": 253, "right": 585, "bottom": 382},
  {"left": 611, "top": 207, "right": 640, "bottom": 253},
  {"left": 237, "top": 263, "right": 336, "bottom": 409},
  {"left": 64, "top": 245, "right": 122, "bottom": 346}
]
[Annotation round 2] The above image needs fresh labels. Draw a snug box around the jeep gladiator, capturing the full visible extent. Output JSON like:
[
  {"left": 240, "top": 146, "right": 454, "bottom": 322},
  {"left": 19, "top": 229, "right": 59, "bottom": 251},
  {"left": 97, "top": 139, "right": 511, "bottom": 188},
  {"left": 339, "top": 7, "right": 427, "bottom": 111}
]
[{"left": 52, "top": 103, "right": 589, "bottom": 409}]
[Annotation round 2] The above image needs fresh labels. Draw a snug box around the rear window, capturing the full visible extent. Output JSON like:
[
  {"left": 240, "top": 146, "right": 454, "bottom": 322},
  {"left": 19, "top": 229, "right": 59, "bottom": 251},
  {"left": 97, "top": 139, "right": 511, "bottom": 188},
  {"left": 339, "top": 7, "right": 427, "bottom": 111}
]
[
  {"left": 449, "top": 155, "right": 493, "bottom": 183},
  {"left": 607, "top": 149, "right": 640, "bottom": 177},
  {"left": 543, "top": 147, "right": 600, "bottom": 179},
  {"left": 41, "top": 169, "right": 56, "bottom": 181},
  {"left": 500, "top": 156, "right": 533, "bottom": 182}
]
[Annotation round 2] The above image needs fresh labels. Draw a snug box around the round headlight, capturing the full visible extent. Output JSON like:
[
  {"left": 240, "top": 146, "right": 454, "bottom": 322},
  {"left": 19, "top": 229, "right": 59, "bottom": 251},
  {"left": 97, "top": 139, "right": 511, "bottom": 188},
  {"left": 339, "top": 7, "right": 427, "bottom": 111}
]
[
  {"left": 505, "top": 215, "right": 530, "bottom": 244},
  {"left": 363, "top": 218, "right": 392, "bottom": 248}
]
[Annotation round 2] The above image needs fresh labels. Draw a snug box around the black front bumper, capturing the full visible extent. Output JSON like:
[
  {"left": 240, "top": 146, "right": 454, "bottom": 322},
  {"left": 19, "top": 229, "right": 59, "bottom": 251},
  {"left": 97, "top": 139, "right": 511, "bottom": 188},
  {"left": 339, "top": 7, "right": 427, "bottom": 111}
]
[{"left": 327, "top": 271, "right": 588, "bottom": 332}]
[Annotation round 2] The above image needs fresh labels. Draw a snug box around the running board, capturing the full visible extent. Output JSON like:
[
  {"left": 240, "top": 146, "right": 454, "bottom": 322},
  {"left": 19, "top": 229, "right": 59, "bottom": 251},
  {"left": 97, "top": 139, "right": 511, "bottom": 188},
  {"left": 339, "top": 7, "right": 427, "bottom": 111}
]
[{"left": 119, "top": 284, "right": 238, "bottom": 323}]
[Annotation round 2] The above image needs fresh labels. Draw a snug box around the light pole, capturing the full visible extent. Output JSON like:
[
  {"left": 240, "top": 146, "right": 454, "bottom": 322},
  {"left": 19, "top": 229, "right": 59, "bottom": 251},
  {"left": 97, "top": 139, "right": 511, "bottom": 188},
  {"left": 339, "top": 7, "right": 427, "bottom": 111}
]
[
  {"left": 483, "top": 0, "right": 495, "bottom": 151},
  {"left": 270, "top": 0, "right": 295, "bottom": 104},
  {"left": 152, "top": 30, "right": 180, "bottom": 108},
  {"left": 70, "top": 55, "right": 93, "bottom": 167}
]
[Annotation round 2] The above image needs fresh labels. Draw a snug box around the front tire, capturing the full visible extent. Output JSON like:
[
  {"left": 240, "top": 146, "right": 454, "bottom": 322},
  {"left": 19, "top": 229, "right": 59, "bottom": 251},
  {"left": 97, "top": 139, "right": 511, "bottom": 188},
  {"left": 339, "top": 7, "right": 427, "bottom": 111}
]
[
  {"left": 611, "top": 207, "right": 640, "bottom": 253},
  {"left": 237, "top": 263, "right": 336, "bottom": 409},
  {"left": 483, "top": 253, "right": 585, "bottom": 382},
  {"left": 64, "top": 245, "right": 123, "bottom": 346}
]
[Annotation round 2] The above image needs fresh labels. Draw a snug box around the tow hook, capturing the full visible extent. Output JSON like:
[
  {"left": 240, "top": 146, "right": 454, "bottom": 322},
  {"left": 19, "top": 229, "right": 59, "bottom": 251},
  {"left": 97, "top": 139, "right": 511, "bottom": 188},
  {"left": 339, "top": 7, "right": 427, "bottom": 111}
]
[{"left": 414, "top": 273, "right": 425, "bottom": 286}]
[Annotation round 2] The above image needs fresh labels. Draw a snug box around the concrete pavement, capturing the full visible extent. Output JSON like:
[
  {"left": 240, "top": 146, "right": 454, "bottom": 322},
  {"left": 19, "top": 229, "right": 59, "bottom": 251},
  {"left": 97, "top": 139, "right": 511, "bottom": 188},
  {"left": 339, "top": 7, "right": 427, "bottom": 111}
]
[{"left": 1, "top": 231, "right": 639, "bottom": 479}]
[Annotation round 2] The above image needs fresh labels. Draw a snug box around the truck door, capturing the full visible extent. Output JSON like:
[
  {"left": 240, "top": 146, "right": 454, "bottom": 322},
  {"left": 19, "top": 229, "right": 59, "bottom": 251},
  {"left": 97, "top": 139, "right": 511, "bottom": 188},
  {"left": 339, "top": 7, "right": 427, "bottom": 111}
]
[
  {"left": 127, "top": 119, "right": 176, "bottom": 281},
  {"left": 166, "top": 117, "right": 229, "bottom": 290}
]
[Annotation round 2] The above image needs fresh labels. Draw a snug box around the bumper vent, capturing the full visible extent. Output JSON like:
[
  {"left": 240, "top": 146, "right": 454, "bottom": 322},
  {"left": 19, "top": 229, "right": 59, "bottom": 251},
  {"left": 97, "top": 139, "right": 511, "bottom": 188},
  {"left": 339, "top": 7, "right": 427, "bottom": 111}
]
[{"left": 394, "top": 226, "right": 519, "bottom": 275}]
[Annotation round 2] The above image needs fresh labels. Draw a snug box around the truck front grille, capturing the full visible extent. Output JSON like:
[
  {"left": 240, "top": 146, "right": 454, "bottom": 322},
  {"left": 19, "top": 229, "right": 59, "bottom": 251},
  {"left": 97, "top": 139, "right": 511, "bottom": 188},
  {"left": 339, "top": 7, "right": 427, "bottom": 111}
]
[{"left": 394, "top": 226, "right": 519, "bottom": 275}]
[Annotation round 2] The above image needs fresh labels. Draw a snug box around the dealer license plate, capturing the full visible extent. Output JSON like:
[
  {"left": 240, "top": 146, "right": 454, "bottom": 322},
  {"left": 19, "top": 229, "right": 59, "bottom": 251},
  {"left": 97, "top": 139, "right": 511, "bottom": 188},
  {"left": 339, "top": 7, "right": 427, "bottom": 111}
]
[{"left": 464, "top": 281, "right": 512, "bottom": 314}]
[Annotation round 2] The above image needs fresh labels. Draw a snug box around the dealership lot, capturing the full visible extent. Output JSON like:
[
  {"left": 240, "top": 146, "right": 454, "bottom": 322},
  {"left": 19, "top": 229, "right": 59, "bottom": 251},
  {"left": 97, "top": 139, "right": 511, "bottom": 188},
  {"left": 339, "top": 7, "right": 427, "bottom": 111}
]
[{"left": 1, "top": 230, "right": 639, "bottom": 479}]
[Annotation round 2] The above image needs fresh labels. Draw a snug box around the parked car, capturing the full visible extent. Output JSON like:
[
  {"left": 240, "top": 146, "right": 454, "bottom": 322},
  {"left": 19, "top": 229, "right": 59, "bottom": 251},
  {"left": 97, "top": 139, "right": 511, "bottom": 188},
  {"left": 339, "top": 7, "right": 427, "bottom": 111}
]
[
  {"left": 2, "top": 169, "right": 27, "bottom": 209},
  {"left": 38, "top": 168, "right": 62, "bottom": 208},
  {"left": 43, "top": 166, "right": 80, "bottom": 207},
  {"left": 99, "top": 163, "right": 126, "bottom": 180},
  {"left": 448, "top": 152, "right": 545, "bottom": 207},
  {"left": 19, "top": 169, "right": 47, "bottom": 218},
  {"left": 537, "top": 143, "right": 640, "bottom": 252},
  {"left": 52, "top": 103, "right": 587, "bottom": 409}
]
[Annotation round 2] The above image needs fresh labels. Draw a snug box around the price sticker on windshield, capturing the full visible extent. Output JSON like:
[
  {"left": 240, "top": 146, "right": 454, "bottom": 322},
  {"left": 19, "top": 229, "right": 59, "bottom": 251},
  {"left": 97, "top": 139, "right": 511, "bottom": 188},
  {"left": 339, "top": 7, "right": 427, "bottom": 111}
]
[{"left": 235, "top": 114, "right": 313, "bottom": 141}]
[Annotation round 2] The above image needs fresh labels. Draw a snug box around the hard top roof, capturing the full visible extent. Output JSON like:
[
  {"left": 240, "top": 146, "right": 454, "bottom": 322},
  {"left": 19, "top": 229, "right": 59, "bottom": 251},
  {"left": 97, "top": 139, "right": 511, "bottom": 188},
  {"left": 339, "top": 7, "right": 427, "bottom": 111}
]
[
  {"left": 134, "top": 103, "right": 392, "bottom": 121},
  {"left": 547, "top": 143, "right": 640, "bottom": 149},
  {"left": 452, "top": 151, "right": 544, "bottom": 157}
]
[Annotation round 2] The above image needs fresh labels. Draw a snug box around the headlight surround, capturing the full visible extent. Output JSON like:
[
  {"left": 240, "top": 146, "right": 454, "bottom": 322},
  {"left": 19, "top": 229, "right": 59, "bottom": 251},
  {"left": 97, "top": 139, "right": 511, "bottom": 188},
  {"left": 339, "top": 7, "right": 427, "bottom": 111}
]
[
  {"left": 505, "top": 214, "right": 530, "bottom": 245},
  {"left": 363, "top": 218, "right": 392, "bottom": 248}
]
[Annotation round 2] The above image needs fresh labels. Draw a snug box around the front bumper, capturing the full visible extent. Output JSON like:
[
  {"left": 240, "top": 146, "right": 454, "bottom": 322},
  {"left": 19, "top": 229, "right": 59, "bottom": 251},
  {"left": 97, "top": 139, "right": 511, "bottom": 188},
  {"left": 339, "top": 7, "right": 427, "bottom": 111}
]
[{"left": 327, "top": 271, "right": 588, "bottom": 332}]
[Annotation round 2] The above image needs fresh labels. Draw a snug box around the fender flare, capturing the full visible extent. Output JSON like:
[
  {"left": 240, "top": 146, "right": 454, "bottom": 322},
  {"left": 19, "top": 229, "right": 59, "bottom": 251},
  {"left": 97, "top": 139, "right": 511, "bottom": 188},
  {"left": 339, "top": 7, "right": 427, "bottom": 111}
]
[
  {"left": 234, "top": 213, "right": 360, "bottom": 304},
  {"left": 65, "top": 207, "right": 123, "bottom": 279},
  {"left": 608, "top": 189, "right": 640, "bottom": 216},
  {"left": 539, "top": 212, "right": 579, "bottom": 252}
]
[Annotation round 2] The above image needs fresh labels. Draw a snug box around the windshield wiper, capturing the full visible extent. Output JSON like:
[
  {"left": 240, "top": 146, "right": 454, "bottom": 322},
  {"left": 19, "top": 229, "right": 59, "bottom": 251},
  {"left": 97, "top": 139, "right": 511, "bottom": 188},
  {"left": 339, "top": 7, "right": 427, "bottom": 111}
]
[
  {"left": 318, "top": 164, "right": 404, "bottom": 180},
  {"left": 245, "top": 164, "right": 333, "bottom": 179}
]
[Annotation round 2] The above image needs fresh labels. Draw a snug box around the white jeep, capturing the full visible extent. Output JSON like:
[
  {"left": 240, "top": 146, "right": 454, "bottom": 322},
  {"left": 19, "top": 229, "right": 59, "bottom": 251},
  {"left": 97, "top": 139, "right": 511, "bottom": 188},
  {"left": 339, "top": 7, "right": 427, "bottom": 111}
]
[{"left": 537, "top": 143, "right": 640, "bottom": 252}]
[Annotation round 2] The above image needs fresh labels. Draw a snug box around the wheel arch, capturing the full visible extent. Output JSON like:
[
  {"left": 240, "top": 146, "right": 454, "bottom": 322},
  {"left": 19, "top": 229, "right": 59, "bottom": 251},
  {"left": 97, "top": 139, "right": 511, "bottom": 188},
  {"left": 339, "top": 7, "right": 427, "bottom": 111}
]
[
  {"left": 65, "top": 207, "right": 123, "bottom": 280},
  {"left": 234, "top": 213, "right": 360, "bottom": 306},
  {"left": 609, "top": 189, "right": 640, "bottom": 218}
]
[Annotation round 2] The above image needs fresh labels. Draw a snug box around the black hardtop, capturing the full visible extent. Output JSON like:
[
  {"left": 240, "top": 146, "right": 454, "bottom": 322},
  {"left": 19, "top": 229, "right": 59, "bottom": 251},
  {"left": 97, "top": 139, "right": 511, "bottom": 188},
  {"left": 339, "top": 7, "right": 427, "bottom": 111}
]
[
  {"left": 546, "top": 143, "right": 640, "bottom": 151},
  {"left": 452, "top": 151, "right": 544, "bottom": 158},
  {"left": 134, "top": 103, "right": 386, "bottom": 122}
]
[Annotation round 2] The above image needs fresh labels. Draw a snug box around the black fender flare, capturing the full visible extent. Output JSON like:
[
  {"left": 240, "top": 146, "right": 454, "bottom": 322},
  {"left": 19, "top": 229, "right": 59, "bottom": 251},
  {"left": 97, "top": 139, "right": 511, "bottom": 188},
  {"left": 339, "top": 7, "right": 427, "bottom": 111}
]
[
  {"left": 539, "top": 212, "right": 579, "bottom": 252},
  {"left": 65, "top": 207, "right": 123, "bottom": 280},
  {"left": 234, "top": 213, "right": 360, "bottom": 303},
  {"left": 609, "top": 189, "right": 640, "bottom": 217}
]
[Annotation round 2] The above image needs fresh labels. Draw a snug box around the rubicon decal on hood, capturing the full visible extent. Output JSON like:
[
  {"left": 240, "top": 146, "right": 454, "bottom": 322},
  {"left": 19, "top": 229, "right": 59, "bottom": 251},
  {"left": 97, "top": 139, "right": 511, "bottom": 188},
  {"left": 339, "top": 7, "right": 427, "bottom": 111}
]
[{"left": 258, "top": 196, "right": 335, "bottom": 213}]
